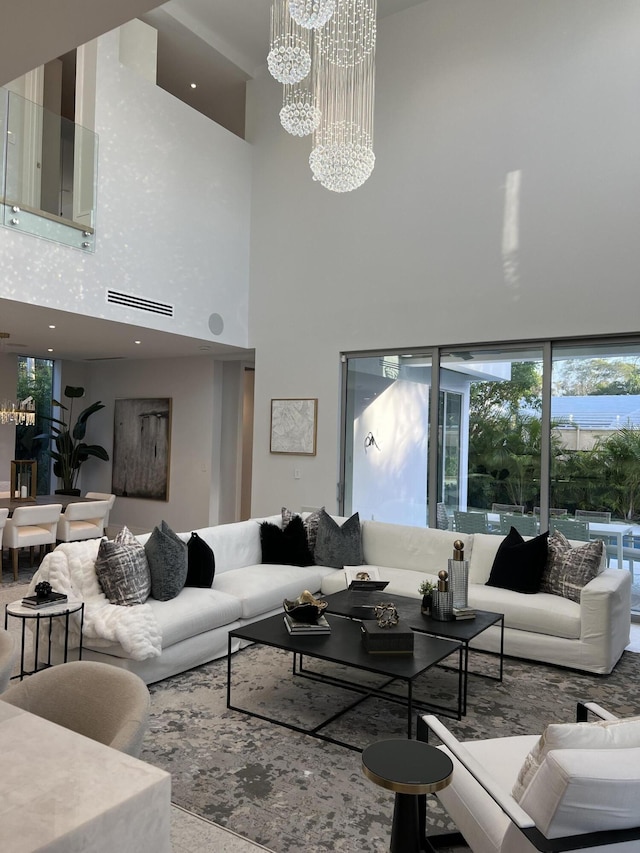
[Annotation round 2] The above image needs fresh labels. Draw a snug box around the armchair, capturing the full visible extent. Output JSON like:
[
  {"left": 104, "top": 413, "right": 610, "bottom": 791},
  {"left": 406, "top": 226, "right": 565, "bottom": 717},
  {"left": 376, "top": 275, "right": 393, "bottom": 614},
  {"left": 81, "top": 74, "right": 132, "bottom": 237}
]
[{"left": 419, "top": 702, "right": 640, "bottom": 852}]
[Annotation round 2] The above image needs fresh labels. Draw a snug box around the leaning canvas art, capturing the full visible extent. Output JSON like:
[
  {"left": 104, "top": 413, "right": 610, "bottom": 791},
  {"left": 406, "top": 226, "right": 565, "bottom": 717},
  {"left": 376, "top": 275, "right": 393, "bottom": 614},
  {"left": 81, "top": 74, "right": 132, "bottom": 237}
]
[{"left": 112, "top": 398, "right": 172, "bottom": 500}]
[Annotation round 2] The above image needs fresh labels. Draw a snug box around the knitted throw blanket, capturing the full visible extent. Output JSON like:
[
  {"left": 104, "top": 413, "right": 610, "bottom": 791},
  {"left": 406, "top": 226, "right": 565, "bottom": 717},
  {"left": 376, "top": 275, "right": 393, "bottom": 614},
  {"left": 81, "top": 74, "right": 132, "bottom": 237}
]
[{"left": 28, "top": 540, "right": 162, "bottom": 660}]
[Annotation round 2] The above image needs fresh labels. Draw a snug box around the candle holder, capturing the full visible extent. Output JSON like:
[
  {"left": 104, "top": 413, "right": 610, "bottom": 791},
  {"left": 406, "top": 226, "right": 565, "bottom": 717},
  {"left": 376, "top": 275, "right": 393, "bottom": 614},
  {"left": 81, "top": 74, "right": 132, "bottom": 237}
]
[{"left": 10, "top": 460, "right": 37, "bottom": 501}]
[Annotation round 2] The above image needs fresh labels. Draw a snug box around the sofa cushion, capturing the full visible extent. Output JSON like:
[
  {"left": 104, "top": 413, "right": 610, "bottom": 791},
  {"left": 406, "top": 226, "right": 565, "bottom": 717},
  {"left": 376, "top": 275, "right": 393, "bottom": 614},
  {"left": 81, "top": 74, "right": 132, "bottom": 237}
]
[
  {"left": 512, "top": 715, "right": 640, "bottom": 801},
  {"left": 145, "top": 520, "right": 188, "bottom": 601},
  {"left": 214, "top": 563, "right": 336, "bottom": 619},
  {"left": 188, "top": 517, "right": 280, "bottom": 575},
  {"left": 362, "top": 521, "right": 473, "bottom": 575},
  {"left": 186, "top": 532, "right": 215, "bottom": 588},
  {"left": 540, "top": 530, "right": 604, "bottom": 602},
  {"left": 260, "top": 516, "right": 314, "bottom": 566},
  {"left": 146, "top": 586, "right": 243, "bottom": 647},
  {"left": 314, "top": 510, "right": 363, "bottom": 569},
  {"left": 468, "top": 584, "right": 580, "bottom": 639},
  {"left": 486, "top": 527, "right": 549, "bottom": 594},
  {"left": 95, "top": 526, "right": 151, "bottom": 606}
]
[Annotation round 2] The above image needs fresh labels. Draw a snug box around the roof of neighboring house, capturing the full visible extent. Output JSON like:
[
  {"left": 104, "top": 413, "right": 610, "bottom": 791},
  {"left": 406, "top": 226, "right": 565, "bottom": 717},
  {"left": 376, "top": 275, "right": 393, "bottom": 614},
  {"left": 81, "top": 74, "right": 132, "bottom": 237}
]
[{"left": 551, "top": 395, "right": 640, "bottom": 429}]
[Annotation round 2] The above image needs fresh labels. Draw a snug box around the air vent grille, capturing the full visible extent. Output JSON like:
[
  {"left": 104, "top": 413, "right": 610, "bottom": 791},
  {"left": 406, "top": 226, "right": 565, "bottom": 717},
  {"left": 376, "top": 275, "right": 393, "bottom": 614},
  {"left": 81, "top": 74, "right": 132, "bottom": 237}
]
[{"left": 107, "top": 289, "right": 174, "bottom": 317}]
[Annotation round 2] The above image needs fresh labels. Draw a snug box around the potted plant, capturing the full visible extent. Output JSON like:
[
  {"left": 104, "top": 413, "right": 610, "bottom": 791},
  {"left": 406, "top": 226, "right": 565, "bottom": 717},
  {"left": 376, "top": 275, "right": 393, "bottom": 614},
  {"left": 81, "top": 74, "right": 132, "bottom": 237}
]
[
  {"left": 419, "top": 579, "right": 436, "bottom": 615},
  {"left": 37, "top": 385, "right": 109, "bottom": 495}
]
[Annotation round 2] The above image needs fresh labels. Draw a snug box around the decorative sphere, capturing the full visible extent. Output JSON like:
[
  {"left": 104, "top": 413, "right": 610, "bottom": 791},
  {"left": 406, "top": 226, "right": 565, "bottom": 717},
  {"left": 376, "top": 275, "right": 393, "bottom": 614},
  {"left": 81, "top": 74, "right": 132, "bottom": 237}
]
[
  {"left": 454, "top": 539, "right": 464, "bottom": 550},
  {"left": 309, "top": 142, "right": 375, "bottom": 192},
  {"left": 289, "top": 0, "right": 336, "bottom": 29},
  {"left": 438, "top": 569, "right": 448, "bottom": 581},
  {"left": 280, "top": 101, "right": 321, "bottom": 136},
  {"left": 267, "top": 44, "right": 311, "bottom": 85}
]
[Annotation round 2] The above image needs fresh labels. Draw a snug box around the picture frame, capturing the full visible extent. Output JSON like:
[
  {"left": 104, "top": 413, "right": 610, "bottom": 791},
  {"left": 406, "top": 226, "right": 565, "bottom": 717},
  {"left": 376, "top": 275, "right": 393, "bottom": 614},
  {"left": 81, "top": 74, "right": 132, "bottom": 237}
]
[
  {"left": 111, "top": 398, "right": 172, "bottom": 500},
  {"left": 270, "top": 398, "right": 318, "bottom": 456}
]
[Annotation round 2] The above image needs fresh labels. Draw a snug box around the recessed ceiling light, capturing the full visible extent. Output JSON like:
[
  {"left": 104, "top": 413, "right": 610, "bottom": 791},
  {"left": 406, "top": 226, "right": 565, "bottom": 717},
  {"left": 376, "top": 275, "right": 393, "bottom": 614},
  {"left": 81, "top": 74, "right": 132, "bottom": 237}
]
[
  {"left": 190, "top": 82, "right": 197, "bottom": 89},
  {"left": 47, "top": 348, "right": 53, "bottom": 352},
  {"left": 48, "top": 324, "right": 56, "bottom": 329},
  {"left": 134, "top": 340, "right": 141, "bottom": 345}
]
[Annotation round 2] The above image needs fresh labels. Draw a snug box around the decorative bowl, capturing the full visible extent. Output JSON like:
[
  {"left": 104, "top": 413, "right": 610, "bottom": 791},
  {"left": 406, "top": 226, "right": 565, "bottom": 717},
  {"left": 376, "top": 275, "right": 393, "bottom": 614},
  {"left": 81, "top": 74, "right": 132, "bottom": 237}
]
[{"left": 283, "top": 590, "right": 328, "bottom": 623}]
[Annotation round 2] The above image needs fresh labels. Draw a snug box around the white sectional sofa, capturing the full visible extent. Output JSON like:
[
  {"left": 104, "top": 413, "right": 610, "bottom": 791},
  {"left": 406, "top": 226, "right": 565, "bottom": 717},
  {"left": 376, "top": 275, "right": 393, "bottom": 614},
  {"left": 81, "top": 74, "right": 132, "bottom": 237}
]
[{"left": 28, "top": 513, "right": 631, "bottom": 683}]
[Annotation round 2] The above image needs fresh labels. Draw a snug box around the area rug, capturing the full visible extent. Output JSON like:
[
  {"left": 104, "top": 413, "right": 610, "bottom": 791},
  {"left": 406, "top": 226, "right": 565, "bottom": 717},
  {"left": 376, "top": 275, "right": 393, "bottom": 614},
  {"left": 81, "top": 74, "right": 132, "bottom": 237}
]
[{"left": 140, "top": 645, "right": 640, "bottom": 853}]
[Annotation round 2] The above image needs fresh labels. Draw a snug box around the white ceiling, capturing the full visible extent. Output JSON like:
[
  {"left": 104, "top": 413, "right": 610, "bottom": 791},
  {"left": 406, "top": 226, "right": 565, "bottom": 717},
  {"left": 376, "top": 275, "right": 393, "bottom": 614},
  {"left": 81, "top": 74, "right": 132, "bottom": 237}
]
[{"left": 0, "top": 0, "right": 425, "bottom": 363}]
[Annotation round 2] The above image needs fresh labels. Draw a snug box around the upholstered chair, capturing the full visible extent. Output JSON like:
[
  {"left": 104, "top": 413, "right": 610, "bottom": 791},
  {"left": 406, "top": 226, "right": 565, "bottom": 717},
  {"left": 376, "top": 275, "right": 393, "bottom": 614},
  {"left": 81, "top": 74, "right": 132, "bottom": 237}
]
[
  {"left": 1, "top": 660, "right": 150, "bottom": 757},
  {"left": 3, "top": 504, "right": 62, "bottom": 581},
  {"left": 84, "top": 492, "right": 116, "bottom": 530},
  {"left": 56, "top": 499, "right": 111, "bottom": 543}
]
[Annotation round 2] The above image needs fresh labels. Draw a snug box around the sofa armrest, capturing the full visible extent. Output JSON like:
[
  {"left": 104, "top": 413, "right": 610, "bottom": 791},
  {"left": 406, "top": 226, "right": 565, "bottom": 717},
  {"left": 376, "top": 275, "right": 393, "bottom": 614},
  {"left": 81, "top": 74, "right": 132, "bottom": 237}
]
[
  {"left": 579, "top": 568, "right": 630, "bottom": 638},
  {"left": 576, "top": 701, "right": 619, "bottom": 722}
]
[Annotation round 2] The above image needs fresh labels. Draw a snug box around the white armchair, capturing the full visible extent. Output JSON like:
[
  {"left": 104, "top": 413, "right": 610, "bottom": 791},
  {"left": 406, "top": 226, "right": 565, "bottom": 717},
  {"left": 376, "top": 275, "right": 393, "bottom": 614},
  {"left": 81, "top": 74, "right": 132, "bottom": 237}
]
[
  {"left": 3, "top": 504, "right": 62, "bottom": 580},
  {"left": 56, "top": 499, "right": 111, "bottom": 543},
  {"left": 420, "top": 702, "right": 640, "bottom": 852}
]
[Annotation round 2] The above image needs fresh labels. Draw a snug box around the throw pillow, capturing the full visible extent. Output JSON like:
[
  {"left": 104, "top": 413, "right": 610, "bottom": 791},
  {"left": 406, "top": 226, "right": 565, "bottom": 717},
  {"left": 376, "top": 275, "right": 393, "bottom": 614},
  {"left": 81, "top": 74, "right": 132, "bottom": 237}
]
[
  {"left": 485, "top": 527, "right": 549, "bottom": 594},
  {"left": 95, "top": 525, "right": 151, "bottom": 606},
  {"left": 260, "top": 515, "right": 314, "bottom": 566},
  {"left": 144, "top": 520, "right": 188, "bottom": 601},
  {"left": 540, "top": 530, "right": 604, "bottom": 602},
  {"left": 185, "top": 532, "right": 215, "bottom": 588},
  {"left": 512, "top": 715, "right": 640, "bottom": 802},
  {"left": 281, "top": 505, "right": 325, "bottom": 554},
  {"left": 313, "top": 510, "right": 363, "bottom": 569}
]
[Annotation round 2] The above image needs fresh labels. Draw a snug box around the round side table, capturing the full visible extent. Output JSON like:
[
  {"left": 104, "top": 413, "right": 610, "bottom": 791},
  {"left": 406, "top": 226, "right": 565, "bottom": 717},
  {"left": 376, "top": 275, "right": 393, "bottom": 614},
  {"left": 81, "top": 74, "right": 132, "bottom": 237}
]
[
  {"left": 362, "top": 738, "right": 453, "bottom": 853},
  {"left": 4, "top": 599, "right": 84, "bottom": 680}
]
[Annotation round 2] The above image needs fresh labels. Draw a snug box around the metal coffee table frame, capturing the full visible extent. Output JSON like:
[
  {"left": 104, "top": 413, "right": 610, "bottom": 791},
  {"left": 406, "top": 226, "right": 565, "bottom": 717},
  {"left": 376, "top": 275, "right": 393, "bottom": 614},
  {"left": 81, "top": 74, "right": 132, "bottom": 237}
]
[
  {"left": 325, "top": 590, "right": 505, "bottom": 716},
  {"left": 227, "top": 613, "right": 463, "bottom": 752}
]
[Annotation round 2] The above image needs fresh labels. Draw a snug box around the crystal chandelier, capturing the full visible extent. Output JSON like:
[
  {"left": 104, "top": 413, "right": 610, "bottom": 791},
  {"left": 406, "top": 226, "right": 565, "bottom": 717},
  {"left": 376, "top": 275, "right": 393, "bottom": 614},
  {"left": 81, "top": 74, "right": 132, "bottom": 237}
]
[
  {"left": 288, "top": 0, "right": 336, "bottom": 29},
  {"left": 280, "top": 78, "right": 321, "bottom": 137},
  {"left": 268, "top": 0, "right": 312, "bottom": 85},
  {"left": 0, "top": 397, "right": 36, "bottom": 426},
  {"left": 309, "top": 0, "right": 377, "bottom": 192}
]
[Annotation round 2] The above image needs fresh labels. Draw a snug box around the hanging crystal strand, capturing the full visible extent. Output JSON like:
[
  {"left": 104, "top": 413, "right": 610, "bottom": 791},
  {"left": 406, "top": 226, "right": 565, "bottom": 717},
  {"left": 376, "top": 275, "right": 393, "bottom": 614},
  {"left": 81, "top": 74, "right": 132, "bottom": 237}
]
[
  {"left": 280, "top": 71, "right": 321, "bottom": 136},
  {"left": 268, "top": 0, "right": 312, "bottom": 85},
  {"left": 288, "top": 0, "right": 336, "bottom": 29},
  {"left": 310, "top": 0, "right": 377, "bottom": 192}
]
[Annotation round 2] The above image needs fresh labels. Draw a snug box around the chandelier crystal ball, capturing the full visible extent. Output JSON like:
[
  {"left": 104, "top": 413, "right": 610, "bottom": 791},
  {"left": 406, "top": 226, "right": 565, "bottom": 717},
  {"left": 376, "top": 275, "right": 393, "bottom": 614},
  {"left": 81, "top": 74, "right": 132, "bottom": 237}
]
[
  {"left": 267, "top": 42, "right": 312, "bottom": 84},
  {"left": 280, "top": 100, "right": 321, "bottom": 136},
  {"left": 288, "top": 0, "right": 336, "bottom": 29},
  {"left": 309, "top": 128, "right": 376, "bottom": 193}
]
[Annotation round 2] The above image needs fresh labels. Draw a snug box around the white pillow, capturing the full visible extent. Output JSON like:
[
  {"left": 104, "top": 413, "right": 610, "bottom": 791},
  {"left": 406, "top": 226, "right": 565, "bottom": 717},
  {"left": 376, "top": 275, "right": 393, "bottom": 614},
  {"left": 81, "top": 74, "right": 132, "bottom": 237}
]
[{"left": 512, "top": 716, "right": 640, "bottom": 801}]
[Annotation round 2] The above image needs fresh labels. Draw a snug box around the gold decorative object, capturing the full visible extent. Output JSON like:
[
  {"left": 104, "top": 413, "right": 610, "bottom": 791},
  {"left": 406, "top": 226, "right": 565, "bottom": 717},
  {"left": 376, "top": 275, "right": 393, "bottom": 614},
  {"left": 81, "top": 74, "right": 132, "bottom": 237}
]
[
  {"left": 283, "top": 590, "right": 328, "bottom": 623},
  {"left": 374, "top": 602, "right": 399, "bottom": 628}
]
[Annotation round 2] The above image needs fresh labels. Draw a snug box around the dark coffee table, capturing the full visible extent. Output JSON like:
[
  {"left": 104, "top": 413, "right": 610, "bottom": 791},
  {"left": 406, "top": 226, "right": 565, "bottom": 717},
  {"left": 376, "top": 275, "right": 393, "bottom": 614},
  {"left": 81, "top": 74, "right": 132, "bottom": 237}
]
[
  {"left": 325, "top": 590, "right": 504, "bottom": 715},
  {"left": 227, "top": 612, "right": 462, "bottom": 751}
]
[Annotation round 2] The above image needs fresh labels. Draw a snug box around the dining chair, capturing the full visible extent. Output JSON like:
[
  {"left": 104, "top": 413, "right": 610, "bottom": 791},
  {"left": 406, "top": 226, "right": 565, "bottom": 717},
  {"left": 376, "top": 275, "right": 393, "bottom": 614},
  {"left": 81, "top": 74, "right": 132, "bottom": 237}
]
[
  {"left": 549, "top": 517, "right": 590, "bottom": 542},
  {"left": 3, "top": 503, "right": 63, "bottom": 581},
  {"left": 491, "top": 503, "right": 525, "bottom": 514},
  {"left": 499, "top": 513, "right": 539, "bottom": 537},
  {"left": 56, "top": 499, "right": 111, "bottom": 543},
  {"left": 575, "top": 509, "right": 612, "bottom": 523},
  {"left": 454, "top": 510, "right": 490, "bottom": 534},
  {"left": 84, "top": 492, "right": 116, "bottom": 530}
]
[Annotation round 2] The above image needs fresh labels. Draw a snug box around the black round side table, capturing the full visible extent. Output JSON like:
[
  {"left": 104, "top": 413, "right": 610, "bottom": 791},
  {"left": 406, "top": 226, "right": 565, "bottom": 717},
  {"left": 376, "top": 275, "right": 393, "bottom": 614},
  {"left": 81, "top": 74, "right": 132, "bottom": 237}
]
[{"left": 362, "top": 738, "right": 453, "bottom": 853}]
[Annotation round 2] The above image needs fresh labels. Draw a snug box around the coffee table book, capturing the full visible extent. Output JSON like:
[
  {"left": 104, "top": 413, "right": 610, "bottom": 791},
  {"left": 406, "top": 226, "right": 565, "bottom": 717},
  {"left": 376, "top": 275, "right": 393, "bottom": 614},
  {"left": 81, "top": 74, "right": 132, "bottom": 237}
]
[
  {"left": 361, "top": 620, "right": 414, "bottom": 654},
  {"left": 284, "top": 614, "right": 331, "bottom": 635},
  {"left": 21, "top": 593, "right": 68, "bottom": 609}
]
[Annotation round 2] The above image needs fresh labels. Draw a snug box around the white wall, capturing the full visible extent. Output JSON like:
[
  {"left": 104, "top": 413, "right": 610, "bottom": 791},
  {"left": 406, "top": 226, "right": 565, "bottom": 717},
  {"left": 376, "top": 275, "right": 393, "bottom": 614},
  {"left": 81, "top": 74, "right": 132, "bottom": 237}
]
[
  {"left": 247, "top": 0, "right": 640, "bottom": 517},
  {"left": 0, "top": 26, "right": 252, "bottom": 349}
]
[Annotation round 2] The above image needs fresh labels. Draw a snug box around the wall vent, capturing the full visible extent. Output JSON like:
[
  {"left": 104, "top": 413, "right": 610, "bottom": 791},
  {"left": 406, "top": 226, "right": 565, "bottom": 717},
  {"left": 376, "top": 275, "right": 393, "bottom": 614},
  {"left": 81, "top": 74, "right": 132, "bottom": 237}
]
[
  {"left": 85, "top": 356, "right": 127, "bottom": 361},
  {"left": 107, "top": 289, "right": 174, "bottom": 317}
]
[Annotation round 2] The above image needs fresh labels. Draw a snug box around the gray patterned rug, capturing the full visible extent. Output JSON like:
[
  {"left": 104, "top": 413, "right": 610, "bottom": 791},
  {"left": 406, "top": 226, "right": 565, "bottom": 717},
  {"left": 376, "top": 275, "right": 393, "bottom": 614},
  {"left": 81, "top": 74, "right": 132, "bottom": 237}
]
[{"left": 140, "top": 644, "right": 640, "bottom": 853}]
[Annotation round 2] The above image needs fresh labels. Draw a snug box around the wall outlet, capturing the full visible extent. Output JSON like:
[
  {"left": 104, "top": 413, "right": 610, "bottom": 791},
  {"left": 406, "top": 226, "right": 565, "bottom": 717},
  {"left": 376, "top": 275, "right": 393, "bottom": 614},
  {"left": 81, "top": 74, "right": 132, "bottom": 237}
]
[{"left": 294, "top": 468, "right": 301, "bottom": 479}]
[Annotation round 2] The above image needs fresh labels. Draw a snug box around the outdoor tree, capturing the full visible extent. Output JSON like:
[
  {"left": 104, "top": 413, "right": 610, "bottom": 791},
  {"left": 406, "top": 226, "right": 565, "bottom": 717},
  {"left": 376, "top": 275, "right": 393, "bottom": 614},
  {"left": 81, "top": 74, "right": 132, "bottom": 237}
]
[{"left": 553, "top": 358, "right": 640, "bottom": 396}]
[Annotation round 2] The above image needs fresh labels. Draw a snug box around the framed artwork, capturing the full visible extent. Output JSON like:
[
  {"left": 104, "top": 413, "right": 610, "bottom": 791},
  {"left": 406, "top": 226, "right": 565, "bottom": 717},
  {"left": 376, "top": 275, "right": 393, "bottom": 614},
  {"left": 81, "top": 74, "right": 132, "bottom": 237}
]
[
  {"left": 111, "top": 398, "right": 172, "bottom": 500},
  {"left": 270, "top": 398, "right": 318, "bottom": 456}
]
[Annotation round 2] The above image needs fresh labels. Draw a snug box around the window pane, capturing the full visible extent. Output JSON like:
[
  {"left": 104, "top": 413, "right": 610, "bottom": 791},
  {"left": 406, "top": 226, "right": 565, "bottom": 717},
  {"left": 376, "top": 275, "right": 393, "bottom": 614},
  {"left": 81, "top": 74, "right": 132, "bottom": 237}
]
[
  {"left": 440, "top": 347, "right": 543, "bottom": 530},
  {"left": 343, "top": 353, "right": 431, "bottom": 526},
  {"left": 15, "top": 356, "right": 53, "bottom": 494}
]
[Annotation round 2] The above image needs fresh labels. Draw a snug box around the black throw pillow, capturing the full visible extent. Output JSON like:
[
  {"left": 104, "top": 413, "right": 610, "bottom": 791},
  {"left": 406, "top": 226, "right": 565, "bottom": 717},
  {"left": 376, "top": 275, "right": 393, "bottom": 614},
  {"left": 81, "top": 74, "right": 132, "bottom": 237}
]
[
  {"left": 185, "top": 532, "right": 215, "bottom": 588},
  {"left": 486, "top": 526, "right": 549, "bottom": 594},
  {"left": 260, "top": 515, "right": 314, "bottom": 566}
]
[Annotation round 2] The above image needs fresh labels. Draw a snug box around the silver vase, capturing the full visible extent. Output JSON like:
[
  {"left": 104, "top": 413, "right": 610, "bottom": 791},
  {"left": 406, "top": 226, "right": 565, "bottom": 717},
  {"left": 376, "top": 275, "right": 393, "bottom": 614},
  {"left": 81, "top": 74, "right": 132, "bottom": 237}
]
[
  {"left": 431, "top": 589, "right": 454, "bottom": 621},
  {"left": 448, "top": 557, "right": 469, "bottom": 609}
]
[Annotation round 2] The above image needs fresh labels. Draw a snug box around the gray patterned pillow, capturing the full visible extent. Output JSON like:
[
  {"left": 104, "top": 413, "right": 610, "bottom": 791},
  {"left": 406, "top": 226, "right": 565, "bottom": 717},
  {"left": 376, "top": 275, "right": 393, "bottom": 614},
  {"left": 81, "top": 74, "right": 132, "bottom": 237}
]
[
  {"left": 281, "top": 506, "right": 324, "bottom": 555},
  {"left": 541, "top": 530, "right": 603, "bottom": 602},
  {"left": 313, "top": 510, "right": 363, "bottom": 569},
  {"left": 144, "top": 520, "right": 188, "bottom": 602},
  {"left": 95, "top": 525, "right": 151, "bottom": 606}
]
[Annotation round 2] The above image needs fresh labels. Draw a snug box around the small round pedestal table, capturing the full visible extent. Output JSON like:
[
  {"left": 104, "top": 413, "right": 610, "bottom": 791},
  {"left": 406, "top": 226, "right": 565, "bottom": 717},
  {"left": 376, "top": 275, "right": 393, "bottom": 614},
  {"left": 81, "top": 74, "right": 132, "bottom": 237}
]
[{"left": 362, "top": 738, "right": 453, "bottom": 853}]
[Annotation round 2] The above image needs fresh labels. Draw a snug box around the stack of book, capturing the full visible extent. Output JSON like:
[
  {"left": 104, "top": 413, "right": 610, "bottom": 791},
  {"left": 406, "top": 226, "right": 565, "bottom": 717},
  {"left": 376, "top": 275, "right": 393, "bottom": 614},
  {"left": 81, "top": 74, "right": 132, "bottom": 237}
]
[
  {"left": 21, "top": 592, "right": 68, "bottom": 609},
  {"left": 284, "top": 613, "right": 331, "bottom": 635},
  {"left": 453, "top": 606, "right": 476, "bottom": 620}
]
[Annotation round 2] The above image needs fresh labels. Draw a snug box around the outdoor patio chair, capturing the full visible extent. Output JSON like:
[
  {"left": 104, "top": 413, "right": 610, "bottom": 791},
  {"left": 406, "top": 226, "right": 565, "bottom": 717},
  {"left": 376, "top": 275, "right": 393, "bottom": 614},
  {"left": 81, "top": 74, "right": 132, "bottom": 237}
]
[
  {"left": 575, "top": 509, "right": 612, "bottom": 523},
  {"left": 491, "top": 503, "right": 525, "bottom": 514},
  {"left": 533, "top": 506, "right": 567, "bottom": 518},
  {"left": 436, "top": 502, "right": 450, "bottom": 530},
  {"left": 419, "top": 700, "right": 640, "bottom": 852},
  {"left": 549, "top": 517, "right": 590, "bottom": 541},
  {"left": 499, "top": 513, "right": 539, "bottom": 537},
  {"left": 454, "top": 511, "right": 490, "bottom": 534}
]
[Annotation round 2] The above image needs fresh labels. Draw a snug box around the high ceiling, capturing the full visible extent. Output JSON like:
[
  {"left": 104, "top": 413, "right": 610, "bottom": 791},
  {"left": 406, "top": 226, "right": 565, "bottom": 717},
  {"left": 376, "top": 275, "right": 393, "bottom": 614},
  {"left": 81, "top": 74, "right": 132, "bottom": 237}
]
[{"left": 0, "top": 0, "right": 425, "bottom": 363}]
